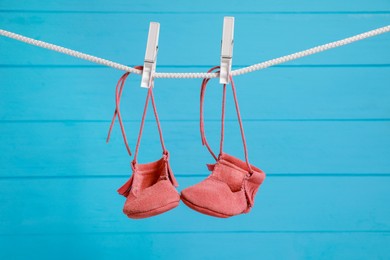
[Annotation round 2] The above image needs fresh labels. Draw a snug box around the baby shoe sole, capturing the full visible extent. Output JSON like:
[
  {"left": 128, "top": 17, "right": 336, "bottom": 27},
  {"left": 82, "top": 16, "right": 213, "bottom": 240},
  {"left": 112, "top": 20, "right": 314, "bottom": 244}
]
[
  {"left": 125, "top": 200, "right": 180, "bottom": 219},
  {"left": 181, "top": 196, "right": 233, "bottom": 218}
]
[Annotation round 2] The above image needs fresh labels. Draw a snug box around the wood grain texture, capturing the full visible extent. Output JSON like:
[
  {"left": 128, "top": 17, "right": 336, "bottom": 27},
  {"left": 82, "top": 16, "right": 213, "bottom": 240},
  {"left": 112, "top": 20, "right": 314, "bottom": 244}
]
[
  {"left": 0, "top": 121, "right": 389, "bottom": 176},
  {"left": 1, "top": 0, "right": 390, "bottom": 12},
  {"left": 1, "top": 67, "right": 390, "bottom": 121},
  {"left": 1, "top": 233, "right": 389, "bottom": 260},
  {"left": 0, "top": 14, "right": 389, "bottom": 67},
  {"left": 0, "top": 1, "right": 389, "bottom": 259},
  {"left": 0, "top": 177, "right": 389, "bottom": 234}
]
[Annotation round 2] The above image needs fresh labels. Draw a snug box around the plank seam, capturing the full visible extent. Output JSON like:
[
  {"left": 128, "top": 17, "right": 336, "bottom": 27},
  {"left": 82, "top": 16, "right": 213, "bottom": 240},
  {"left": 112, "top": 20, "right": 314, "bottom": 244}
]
[
  {"left": 1, "top": 10, "right": 390, "bottom": 14},
  {"left": 1, "top": 173, "right": 390, "bottom": 180},
  {"left": 1, "top": 65, "right": 390, "bottom": 69},
  {"left": 1, "top": 230, "right": 390, "bottom": 236},
  {"left": 1, "top": 119, "right": 390, "bottom": 123}
]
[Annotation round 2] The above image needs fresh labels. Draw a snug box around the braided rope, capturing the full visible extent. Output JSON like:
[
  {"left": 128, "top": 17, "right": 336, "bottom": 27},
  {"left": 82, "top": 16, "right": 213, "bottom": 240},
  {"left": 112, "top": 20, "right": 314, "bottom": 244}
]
[
  {"left": 0, "top": 29, "right": 142, "bottom": 74},
  {"left": 1, "top": 25, "right": 389, "bottom": 79},
  {"left": 231, "top": 25, "right": 390, "bottom": 76}
]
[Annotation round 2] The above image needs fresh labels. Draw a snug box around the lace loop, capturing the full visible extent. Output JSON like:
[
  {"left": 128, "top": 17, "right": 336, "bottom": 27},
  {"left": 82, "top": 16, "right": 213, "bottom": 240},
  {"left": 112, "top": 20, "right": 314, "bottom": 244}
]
[
  {"left": 200, "top": 67, "right": 254, "bottom": 174},
  {"left": 132, "top": 81, "right": 167, "bottom": 164},
  {"left": 106, "top": 66, "right": 143, "bottom": 156},
  {"left": 107, "top": 66, "right": 166, "bottom": 162}
]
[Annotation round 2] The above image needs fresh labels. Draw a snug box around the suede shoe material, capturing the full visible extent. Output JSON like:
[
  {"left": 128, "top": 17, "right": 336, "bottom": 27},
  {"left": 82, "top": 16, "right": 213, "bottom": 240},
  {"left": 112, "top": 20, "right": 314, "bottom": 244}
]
[
  {"left": 108, "top": 70, "right": 179, "bottom": 219},
  {"left": 120, "top": 155, "right": 180, "bottom": 219},
  {"left": 181, "top": 67, "right": 266, "bottom": 218},
  {"left": 181, "top": 153, "right": 265, "bottom": 217}
]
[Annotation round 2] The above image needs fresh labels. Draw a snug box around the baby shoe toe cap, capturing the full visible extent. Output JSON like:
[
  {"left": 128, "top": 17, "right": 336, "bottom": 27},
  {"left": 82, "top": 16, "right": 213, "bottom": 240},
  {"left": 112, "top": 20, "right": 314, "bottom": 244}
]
[
  {"left": 181, "top": 178, "right": 246, "bottom": 217},
  {"left": 123, "top": 180, "right": 180, "bottom": 217}
]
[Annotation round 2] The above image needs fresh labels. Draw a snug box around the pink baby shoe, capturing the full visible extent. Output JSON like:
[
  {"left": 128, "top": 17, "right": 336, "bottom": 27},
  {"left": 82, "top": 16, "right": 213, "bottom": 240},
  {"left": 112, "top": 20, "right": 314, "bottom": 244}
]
[
  {"left": 181, "top": 67, "right": 265, "bottom": 218},
  {"left": 107, "top": 69, "right": 180, "bottom": 219}
]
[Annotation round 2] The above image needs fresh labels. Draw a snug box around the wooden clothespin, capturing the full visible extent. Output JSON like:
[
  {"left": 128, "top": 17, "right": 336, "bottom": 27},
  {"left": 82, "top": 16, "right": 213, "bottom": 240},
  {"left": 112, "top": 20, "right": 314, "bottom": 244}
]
[
  {"left": 141, "top": 22, "right": 160, "bottom": 88},
  {"left": 220, "top": 17, "right": 234, "bottom": 84}
]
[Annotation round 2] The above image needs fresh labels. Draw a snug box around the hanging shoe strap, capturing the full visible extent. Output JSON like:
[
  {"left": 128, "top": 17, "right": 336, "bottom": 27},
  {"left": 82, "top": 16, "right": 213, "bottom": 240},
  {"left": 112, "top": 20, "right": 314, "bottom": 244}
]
[
  {"left": 200, "top": 66, "right": 221, "bottom": 161},
  {"left": 200, "top": 66, "right": 253, "bottom": 174},
  {"left": 132, "top": 80, "right": 167, "bottom": 165},
  {"left": 229, "top": 75, "right": 253, "bottom": 174},
  {"left": 106, "top": 66, "right": 143, "bottom": 156}
]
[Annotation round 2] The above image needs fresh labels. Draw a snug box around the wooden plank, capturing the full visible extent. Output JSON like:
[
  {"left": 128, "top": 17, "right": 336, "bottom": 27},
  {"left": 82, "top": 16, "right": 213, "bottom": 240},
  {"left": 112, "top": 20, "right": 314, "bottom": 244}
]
[
  {"left": 1, "top": 14, "right": 389, "bottom": 66},
  {"left": 1, "top": 67, "right": 389, "bottom": 121},
  {"left": 1, "top": 3, "right": 389, "bottom": 260},
  {"left": 0, "top": 121, "right": 389, "bottom": 177},
  {"left": 1, "top": 0, "right": 389, "bottom": 12},
  {"left": 0, "top": 176, "right": 389, "bottom": 234},
  {"left": 0, "top": 232, "right": 389, "bottom": 259}
]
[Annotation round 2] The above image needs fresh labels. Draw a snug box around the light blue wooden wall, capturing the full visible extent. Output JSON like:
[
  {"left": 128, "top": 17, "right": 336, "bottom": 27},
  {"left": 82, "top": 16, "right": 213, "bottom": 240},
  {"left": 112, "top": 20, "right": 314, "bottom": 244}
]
[{"left": 1, "top": 1, "right": 389, "bottom": 259}]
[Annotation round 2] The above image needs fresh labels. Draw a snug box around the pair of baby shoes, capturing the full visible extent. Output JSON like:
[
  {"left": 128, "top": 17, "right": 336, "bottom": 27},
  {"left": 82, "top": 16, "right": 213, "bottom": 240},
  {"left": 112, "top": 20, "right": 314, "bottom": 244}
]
[{"left": 107, "top": 66, "right": 265, "bottom": 219}]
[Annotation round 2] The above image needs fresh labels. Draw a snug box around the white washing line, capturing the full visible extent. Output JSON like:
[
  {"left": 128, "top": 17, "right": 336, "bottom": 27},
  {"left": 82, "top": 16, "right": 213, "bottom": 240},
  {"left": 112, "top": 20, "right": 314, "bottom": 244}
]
[{"left": 1, "top": 25, "right": 390, "bottom": 79}]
